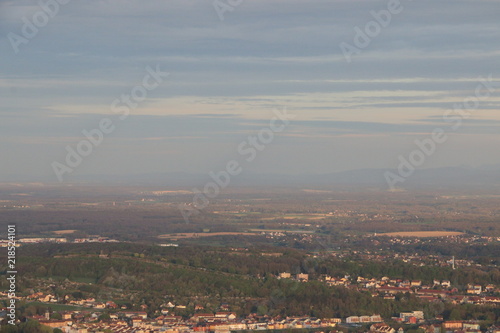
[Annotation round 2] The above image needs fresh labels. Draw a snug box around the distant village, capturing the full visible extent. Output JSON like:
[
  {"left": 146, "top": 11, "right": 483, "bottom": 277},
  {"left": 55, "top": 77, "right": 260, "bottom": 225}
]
[
  {"left": 0, "top": 236, "right": 119, "bottom": 246},
  {"left": 276, "top": 273, "right": 500, "bottom": 307}
]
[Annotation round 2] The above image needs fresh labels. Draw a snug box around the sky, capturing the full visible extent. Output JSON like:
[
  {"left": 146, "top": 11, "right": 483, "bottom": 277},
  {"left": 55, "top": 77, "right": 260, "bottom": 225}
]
[{"left": 1, "top": 0, "right": 500, "bottom": 183}]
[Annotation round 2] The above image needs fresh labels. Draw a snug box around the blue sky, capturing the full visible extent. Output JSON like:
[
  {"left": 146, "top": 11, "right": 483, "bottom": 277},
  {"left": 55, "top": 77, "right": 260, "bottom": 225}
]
[{"left": 1, "top": 0, "right": 499, "bottom": 182}]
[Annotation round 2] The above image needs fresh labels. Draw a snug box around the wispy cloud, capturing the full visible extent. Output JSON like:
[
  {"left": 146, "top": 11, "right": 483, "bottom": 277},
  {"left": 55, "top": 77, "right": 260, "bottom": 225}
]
[{"left": 1, "top": 0, "right": 499, "bottom": 180}]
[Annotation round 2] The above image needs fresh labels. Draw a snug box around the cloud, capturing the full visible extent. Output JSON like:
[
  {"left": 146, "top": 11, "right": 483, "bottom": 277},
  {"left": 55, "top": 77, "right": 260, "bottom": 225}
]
[{"left": 1, "top": 0, "right": 500, "bottom": 179}]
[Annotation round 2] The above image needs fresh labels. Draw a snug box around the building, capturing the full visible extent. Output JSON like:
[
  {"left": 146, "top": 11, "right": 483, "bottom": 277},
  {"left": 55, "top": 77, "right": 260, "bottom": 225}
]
[
  {"left": 346, "top": 315, "right": 382, "bottom": 324},
  {"left": 370, "top": 323, "right": 396, "bottom": 333},
  {"left": 378, "top": 287, "right": 413, "bottom": 295},
  {"left": 441, "top": 281, "right": 452, "bottom": 288},
  {"left": 467, "top": 284, "right": 482, "bottom": 295},
  {"left": 411, "top": 281, "right": 422, "bottom": 287},
  {"left": 296, "top": 273, "right": 309, "bottom": 282},
  {"left": 443, "top": 321, "right": 464, "bottom": 330},
  {"left": 400, "top": 311, "right": 424, "bottom": 321},
  {"left": 463, "top": 322, "right": 481, "bottom": 331},
  {"left": 346, "top": 316, "right": 360, "bottom": 324}
]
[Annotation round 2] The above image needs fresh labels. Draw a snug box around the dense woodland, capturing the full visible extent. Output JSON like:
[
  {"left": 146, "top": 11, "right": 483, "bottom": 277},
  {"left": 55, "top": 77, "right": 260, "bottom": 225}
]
[{"left": 1, "top": 243, "right": 500, "bottom": 327}]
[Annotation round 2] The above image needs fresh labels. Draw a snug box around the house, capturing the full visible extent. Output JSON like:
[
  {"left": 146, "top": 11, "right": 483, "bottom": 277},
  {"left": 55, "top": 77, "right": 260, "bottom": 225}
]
[
  {"left": 120, "top": 311, "right": 147, "bottom": 319},
  {"left": 416, "top": 289, "right": 450, "bottom": 297},
  {"left": 93, "top": 302, "right": 105, "bottom": 309},
  {"left": 61, "top": 312, "right": 73, "bottom": 320},
  {"left": 279, "top": 272, "right": 291, "bottom": 279},
  {"left": 41, "top": 294, "right": 55, "bottom": 302},
  {"left": 192, "top": 313, "right": 217, "bottom": 322},
  {"left": 27, "top": 292, "right": 44, "bottom": 300},
  {"left": 487, "top": 326, "right": 500, "bottom": 333},
  {"left": 467, "top": 284, "right": 482, "bottom": 295},
  {"left": 400, "top": 281, "right": 411, "bottom": 288},
  {"left": 485, "top": 284, "right": 496, "bottom": 293},
  {"left": 443, "top": 321, "right": 463, "bottom": 330},
  {"left": 400, "top": 311, "right": 424, "bottom": 321},
  {"left": 296, "top": 273, "right": 309, "bottom": 282},
  {"left": 38, "top": 320, "right": 70, "bottom": 328},
  {"left": 346, "top": 315, "right": 382, "bottom": 323},
  {"left": 105, "top": 301, "right": 118, "bottom": 309},
  {"left": 483, "top": 296, "right": 500, "bottom": 305},
  {"left": 463, "top": 322, "right": 481, "bottom": 331},
  {"left": 378, "top": 286, "right": 413, "bottom": 295},
  {"left": 215, "top": 312, "right": 230, "bottom": 322},
  {"left": 162, "top": 315, "right": 182, "bottom": 324},
  {"left": 411, "top": 281, "right": 422, "bottom": 287},
  {"left": 130, "top": 316, "right": 143, "bottom": 327},
  {"left": 227, "top": 323, "right": 247, "bottom": 331},
  {"left": 370, "top": 323, "right": 396, "bottom": 333},
  {"left": 441, "top": 281, "right": 452, "bottom": 288},
  {"left": 72, "top": 313, "right": 86, "bottom": 323},
  {"left": 420, "top": 324, "right": 441, "bottom": 333},
  {"left": 323, "top": 318, "right": 342, "bottom": 325}
]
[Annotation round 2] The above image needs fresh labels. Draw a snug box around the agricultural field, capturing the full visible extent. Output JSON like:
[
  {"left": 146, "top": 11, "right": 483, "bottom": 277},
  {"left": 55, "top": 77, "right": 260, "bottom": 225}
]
[
  {"left": 378, "top": 231, "right": 465, "bottom": 238},
  {"left": 158, "top": 232, "right": 260, "bottom": 239}
]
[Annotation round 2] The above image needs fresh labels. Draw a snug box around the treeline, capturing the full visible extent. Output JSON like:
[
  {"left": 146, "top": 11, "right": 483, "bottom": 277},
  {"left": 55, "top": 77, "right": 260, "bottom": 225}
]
[{"left": 9, "top": 243, "right": 500, "bottom": 287}]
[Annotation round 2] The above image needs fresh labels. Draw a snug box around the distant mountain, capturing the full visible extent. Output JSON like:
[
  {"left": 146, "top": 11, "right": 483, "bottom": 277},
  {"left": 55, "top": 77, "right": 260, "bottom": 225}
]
[{"left": 4, "top": 166, "right": 500, "bottom": 190}]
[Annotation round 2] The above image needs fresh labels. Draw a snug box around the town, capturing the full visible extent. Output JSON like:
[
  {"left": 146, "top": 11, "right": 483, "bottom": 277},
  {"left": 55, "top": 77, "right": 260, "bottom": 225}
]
[{"left": 3, "top": 303, "right": 500, "bottom": 333}]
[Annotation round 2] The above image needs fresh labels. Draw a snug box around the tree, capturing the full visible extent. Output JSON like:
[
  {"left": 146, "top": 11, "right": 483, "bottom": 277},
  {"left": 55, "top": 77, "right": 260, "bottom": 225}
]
[
  {"left": 98, "top": 313, "right": 110, "bottom": 322},
  {"left": 0, "top": 324, "right": 19, "bottom": 333},
  {"left": 449, "top": 308, "right": 462, "bottom": 321},
  {"left": 49, "top": 313, "right": 62, "bottom": 320},
  {"left": 17, "top": 320, "right": 52, "bottom": 333}
]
